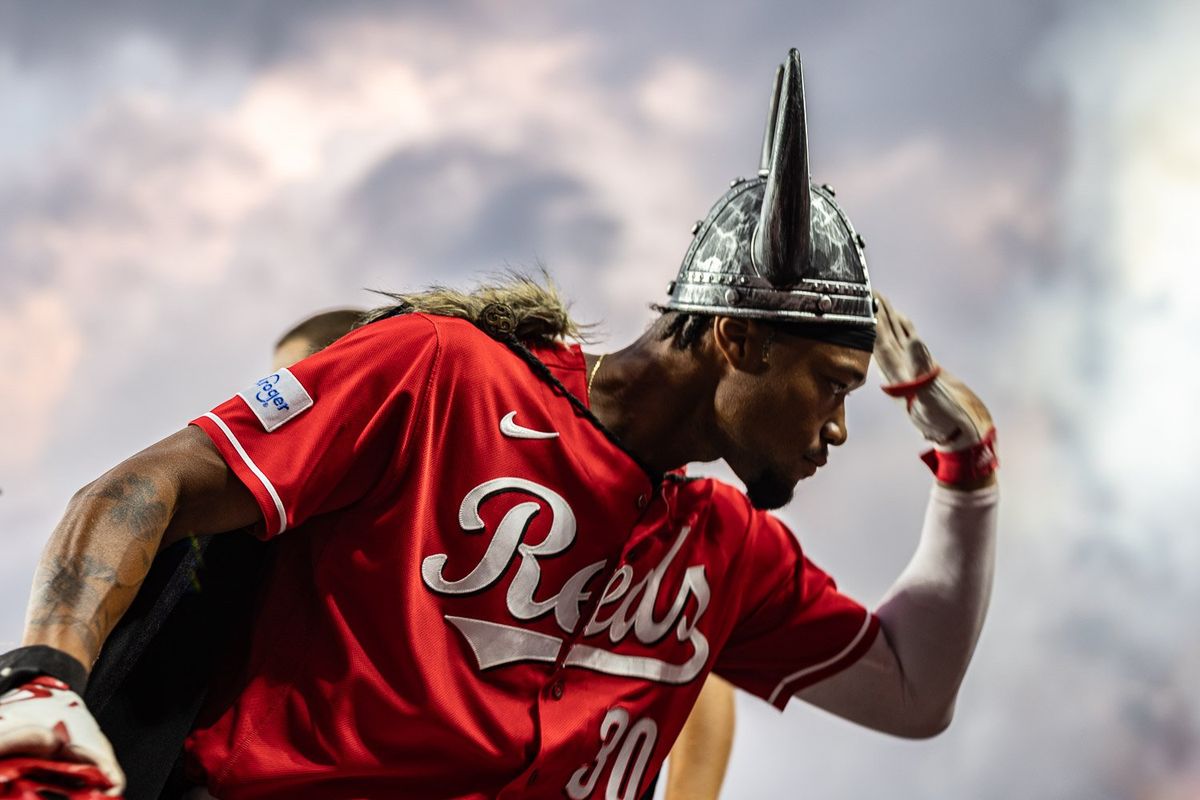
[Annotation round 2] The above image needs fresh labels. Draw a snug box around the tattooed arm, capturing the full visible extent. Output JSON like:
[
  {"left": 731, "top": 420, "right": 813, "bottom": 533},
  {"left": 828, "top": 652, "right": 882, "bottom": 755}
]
[{"left": 21, "top": 426, "right": 261, "bottom": 671}]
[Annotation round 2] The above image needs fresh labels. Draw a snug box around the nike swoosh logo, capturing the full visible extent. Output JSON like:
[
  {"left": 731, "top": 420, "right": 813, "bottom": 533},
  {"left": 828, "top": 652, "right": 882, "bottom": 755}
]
[{"left": 500, "top": 411, "right": 559, "bottom": 440}]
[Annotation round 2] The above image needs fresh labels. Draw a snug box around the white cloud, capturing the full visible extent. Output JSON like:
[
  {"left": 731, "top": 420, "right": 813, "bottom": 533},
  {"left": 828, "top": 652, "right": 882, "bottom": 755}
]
[
  {"left": 1031, "top": 0, "right": 1200, "bottom": 541},
  {"left": 636, "top": 57, "right": 723, "bottom": 135},
  {"left": 0, "top": 289, "right": 82, "bottom": 465}
]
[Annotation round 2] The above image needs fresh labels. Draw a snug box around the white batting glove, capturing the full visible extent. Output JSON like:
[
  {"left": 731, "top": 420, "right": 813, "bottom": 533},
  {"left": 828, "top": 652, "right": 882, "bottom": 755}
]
[
  {"left": 873, "top": 293, "right": 998, "bottom": 483},
  {"left": 0, "top": 677, "right": 125, "bottom": 796}
]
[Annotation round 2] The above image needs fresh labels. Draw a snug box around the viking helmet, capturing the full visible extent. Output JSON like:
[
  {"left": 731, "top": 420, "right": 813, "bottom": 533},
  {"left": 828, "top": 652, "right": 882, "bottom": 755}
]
[{"left": 664, "top": 49, "right": 875, "bottom": 332}]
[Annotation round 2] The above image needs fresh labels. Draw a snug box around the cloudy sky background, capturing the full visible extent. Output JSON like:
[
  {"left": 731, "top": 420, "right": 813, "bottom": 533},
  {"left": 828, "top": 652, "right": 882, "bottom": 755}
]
[{"left": 2, "top": 2, "right": 1198, "bottom": 797}]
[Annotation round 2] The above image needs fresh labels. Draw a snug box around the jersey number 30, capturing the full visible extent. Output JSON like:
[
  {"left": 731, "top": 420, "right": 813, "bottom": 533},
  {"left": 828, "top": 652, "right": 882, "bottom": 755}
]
[{"left": 565, "top": 707, "right": 658, "bottom": 800}]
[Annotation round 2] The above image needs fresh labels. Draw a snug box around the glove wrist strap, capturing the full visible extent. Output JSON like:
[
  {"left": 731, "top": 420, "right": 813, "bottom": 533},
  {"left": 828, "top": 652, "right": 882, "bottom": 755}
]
[
  {"left": 881, "top": 366, "right": 942, "bottom": 410},
  {"left": 920, "top": 427, "right": 999, "bottom": 485},
  {"left": 0, "top": 645, "right": 88, "bottom": 695}
]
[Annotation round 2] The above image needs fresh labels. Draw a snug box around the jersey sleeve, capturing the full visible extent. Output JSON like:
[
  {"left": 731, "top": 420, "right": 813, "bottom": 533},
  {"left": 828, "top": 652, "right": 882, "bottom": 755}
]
[
  {"left": 189, "top": 314, "right": 440, "bottom": 538},
  {"left": 714, "top": 503, "right": 880, "bottom": 710}
]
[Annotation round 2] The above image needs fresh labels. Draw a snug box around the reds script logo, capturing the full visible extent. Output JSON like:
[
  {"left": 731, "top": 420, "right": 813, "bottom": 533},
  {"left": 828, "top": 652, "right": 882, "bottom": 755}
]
[{"left": 421, "top": 477, "right": 711, "bottom": 684}]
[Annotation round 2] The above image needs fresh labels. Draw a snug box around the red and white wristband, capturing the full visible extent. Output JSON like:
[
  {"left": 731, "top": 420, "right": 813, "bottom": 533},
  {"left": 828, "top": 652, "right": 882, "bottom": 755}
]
[{"left": 919, "top": 427, "right": 999, "bottom": 485}]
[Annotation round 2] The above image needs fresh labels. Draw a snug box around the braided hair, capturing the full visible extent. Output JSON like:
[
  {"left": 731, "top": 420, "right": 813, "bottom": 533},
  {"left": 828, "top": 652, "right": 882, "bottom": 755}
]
[{"left": 655, "top": 310, "right": 714, "bottom": 351}]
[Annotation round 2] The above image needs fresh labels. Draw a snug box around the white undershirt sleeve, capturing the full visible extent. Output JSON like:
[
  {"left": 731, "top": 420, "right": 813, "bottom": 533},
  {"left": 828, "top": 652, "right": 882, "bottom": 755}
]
[{"left": 874, "top": 481, "right": 999, "bottom": 726}]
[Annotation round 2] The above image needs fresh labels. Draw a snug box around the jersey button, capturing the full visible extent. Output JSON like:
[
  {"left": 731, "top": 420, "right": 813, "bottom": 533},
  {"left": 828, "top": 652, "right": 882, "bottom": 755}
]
[
  {"left": 636, "top": 493, "right": 648, "bottom": 509},
  {"left": 549, "top": 679, "right": 565, "bottom": 700}
]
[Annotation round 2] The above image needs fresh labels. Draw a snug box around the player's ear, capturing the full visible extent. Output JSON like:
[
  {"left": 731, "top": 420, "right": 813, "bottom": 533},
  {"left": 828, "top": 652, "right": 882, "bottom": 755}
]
[{"left": 711, "top": 317, "right": 768, "bottom": 374}]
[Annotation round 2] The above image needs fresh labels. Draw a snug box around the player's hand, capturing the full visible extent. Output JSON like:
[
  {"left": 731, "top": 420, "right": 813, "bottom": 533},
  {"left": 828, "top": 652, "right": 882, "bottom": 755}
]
[
  {"left": 0, "top": 677, "right": 125, "bottom": 797},
  {"left": 873, "top": 293, "right": 994, "bottom": 453}
]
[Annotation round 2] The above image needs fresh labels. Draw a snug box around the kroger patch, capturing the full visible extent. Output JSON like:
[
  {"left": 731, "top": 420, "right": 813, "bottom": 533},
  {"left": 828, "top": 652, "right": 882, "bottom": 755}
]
[{"left": 238, "top": 368, "right": 314, "bottom": 432}]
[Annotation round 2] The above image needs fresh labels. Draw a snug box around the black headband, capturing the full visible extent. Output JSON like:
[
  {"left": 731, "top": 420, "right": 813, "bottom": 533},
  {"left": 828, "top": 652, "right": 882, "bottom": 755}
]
[{"left": 775, "top": 321, "right": 876, "bottom": 353}]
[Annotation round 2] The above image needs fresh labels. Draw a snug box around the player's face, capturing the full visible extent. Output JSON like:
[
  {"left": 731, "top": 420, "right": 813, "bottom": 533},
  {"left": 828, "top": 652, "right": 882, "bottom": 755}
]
[{"left": 713, "top": 325, "right": 869, "bottom": 510}]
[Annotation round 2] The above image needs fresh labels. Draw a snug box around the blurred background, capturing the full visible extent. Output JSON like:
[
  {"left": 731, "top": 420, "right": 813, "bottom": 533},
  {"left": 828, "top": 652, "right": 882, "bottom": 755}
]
[{"left": 2, "top": 2, "right": 1198, "bottom": 797}]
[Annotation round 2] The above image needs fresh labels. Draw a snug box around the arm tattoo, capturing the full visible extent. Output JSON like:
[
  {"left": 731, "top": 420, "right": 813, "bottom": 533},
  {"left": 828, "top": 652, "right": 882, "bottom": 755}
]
[
  {"left": 26, "top": 472, "right": 169, "bottom": 661},
  {"left": 27, "top": 554, "right": 138, "bottom": 657},
  {"left": 83, "top": 474, "right": 169, "bottom": 542}
]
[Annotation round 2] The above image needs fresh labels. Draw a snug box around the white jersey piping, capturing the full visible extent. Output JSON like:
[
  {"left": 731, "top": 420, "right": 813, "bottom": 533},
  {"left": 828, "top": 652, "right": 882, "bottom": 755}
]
[
  {"left": 201, "top": 411, "right": 289, "bottom": 534},
  {"left": 767, "top": 610, "right": 874, "bottom": 706}
]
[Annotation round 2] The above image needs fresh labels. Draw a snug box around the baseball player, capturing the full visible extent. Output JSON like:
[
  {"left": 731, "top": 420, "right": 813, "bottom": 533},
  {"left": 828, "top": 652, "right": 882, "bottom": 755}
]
[{"left": 0, "top": 50, "right": 999, "bottom": 799}]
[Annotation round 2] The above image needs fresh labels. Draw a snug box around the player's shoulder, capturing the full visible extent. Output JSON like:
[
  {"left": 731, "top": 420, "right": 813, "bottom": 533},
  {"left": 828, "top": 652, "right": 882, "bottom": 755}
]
[
  {"left": 672, "top": 473, "right": 745, "bottom": 505},
  {"left": 342, "top": 310, "right": 437, "bottom": 341},
  {"left": 349, "top": 313, "right": 579, "bottom": 399},
  {"left": 376, "top": 311, "right": 508, "bottom": 352},
  {"left": 673, "top": 475, "right": 794, "bottom": 542},
  {"left": 670, "top": 475, "right": 756, "bottom": 526},
  {"left": 345, "top": 312, "right": 501, "bottom": 358},
  {"left": 319, "top": 312, "right": 440, "bottom": 368}
]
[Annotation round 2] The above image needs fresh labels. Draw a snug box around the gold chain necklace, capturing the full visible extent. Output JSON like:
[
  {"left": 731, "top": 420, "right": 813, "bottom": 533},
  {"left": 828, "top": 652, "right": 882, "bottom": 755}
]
[{"left": 587, "top": 353, "right": 606, "bottom": 398}]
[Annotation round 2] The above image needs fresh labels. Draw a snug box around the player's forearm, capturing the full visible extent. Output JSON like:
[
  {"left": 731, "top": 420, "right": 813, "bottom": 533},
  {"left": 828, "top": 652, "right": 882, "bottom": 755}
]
[
  {"left": 21, "top": 465, "right": 180, "bottom": 671},
  {"left": 874, "top": 480, "right": 998, "bottom": 733}
]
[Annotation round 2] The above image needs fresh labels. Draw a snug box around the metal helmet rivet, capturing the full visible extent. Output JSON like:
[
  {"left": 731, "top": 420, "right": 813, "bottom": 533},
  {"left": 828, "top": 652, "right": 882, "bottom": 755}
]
[
  {"left": 725, "top": 288, "right": 740, "bottom": 305},
  {"left": 691, "top": 220, "right": 703, "bottom": 235},
  {"left": 817, "top": 295, "right": 834, "bottom": 313}
]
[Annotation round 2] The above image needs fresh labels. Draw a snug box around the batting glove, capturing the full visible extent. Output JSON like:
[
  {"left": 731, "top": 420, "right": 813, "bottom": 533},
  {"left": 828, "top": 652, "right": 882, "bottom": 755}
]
[
  {"left": 873, "top": 292, "right": 998, "bottom": 484},
  {"left": 0, "top": 677, "right": 124, "bottom": 797}
]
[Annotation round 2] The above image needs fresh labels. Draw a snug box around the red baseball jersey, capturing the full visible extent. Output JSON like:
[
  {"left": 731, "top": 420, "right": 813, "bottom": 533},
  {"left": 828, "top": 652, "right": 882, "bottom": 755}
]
[{"left": 184, "top": 313, "right": 879, "bottom": 800}]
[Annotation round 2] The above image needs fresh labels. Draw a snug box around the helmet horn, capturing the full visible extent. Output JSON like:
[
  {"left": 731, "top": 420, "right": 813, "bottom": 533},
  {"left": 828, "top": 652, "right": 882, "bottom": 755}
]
[
  {"left": 758, "top": 64, "right": 784, "bottom": 174},
  {"left": 754, "top": 49, "right": 811, "bottom": 288}
]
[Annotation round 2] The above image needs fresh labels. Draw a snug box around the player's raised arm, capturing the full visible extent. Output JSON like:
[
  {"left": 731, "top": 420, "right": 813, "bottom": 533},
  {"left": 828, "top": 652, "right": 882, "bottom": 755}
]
[
  {"left": 797, "top": 293, "right": 999, "bottom": 737},
  {"left": 0, "top": 426, "right": 261, "bottom": 795}
]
